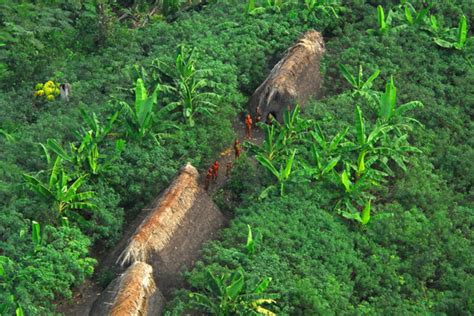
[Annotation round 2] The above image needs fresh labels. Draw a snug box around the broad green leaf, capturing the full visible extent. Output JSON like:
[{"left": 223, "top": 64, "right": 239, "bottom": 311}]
[
  {"left": 69, "top": 202, "right": 95, "bottom": 210},
  {"left": 256, "top": 155, "right": 280, "bottom": 179},
  {"left": 254, "top": 277, "right": 272, "bottom": 294},
  {"left": 282, "top": 150, "right": 297, "bottom": 179},
  {"left": 341, "top": 170, "right": 351, "bottom": 192},
  {"left": 404, "top": 6, "right": 413, "bottom": 25},
  {"left": 39, "top": 143, "right": 51, "bottom": 166},
  {"left": 430, "top": 16, "right": 439, "bottom": 33},
  {"left": 355, "top": 106, "right": 366, "bottom": 145},
  {"left": 135, "top": 78, "right": 148, "bottom": 111},
  {"left": 16, "top": 306, "right": 24, "bottom": 316},
  {"left": 361, "top": 200, "right": 371, "bottom": 225},
  {"left": 395, "top": 101, "right": 423, "bottom": 117},
  {"left": 339, "top": 64, "right": 357, "bottom": 88},
  {"left": 362, "top": 69, "right": 380, "bottom": 90},
  {"left": 46, "top": 139, "right": 73, "bottom": 161},
  {"left": 329, "top": 127, "right": 349, "bottom": 151},
  {"left": 434, "top": 38, "right": 454, "bottom": 48},
  {"left": 341, "top": 211, "right": 362, "bottom": 223},
  {"left": 456, "top": 14, "right": 467, "bottom": 49},
  {"left": 357, "top": 150, "right": 367, "bottom": 175},
  {"left": 31, "top": 221, "right": 41, "bottom": 248},
  {"left": 415, "top": 7, "right": 430, "bottom": 24},
  {"left": 23, "top": 174, "right": 53, "bottom": 200},
  {"left": 377, "top": 6, "right": 386, "bottom": 31},
  {"left": 379, "top": 77, "right": 397, "bottom": 121},
  {"left": 322, "top": 157, "right": 340, "bottom": 175},
  {"left": 259, "top": 185, "right": 276, "bottom": 200},
  {"left": 311, "top": 144, "right": 322, "bottom": 169},
  {"left": 50, "top": 157, "right": 63, "bottom": 189},
  {"left": 65, "top": 175, "right": 87, "bottom": 198},
  {"left": 226, "top": 270, "right": 244, "bottom": 299},
  {"left": 246, "top": 225, "right": 255, "bottom": 255}
]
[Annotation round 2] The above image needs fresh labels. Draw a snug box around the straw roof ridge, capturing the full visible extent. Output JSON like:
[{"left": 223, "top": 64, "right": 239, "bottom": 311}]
[
  {"left": 109, "top": 261, "right": 156, "bottom": 316},
  {"left": 117, "top": 163, "right": 200, "bottom": 267}
]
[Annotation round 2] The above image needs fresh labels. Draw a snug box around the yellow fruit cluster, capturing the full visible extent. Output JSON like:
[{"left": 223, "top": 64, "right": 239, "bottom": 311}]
[{"left": 34, "top": 80, "right": 60, "bottom": 101}]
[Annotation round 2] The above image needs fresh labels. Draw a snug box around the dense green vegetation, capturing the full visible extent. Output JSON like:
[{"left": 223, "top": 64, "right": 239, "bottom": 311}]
[{"left": 0, "top": 0, "right": 472, "bottom": 315}]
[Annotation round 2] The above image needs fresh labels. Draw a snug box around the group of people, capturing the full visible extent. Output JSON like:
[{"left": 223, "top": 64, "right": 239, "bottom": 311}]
[{"left": 204, "top": 113, "right": 253, "bottom": 191}]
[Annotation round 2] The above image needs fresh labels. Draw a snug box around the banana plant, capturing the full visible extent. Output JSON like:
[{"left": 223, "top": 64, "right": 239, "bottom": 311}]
[
  {"left": 403, "top": 2, "right": 431, "bottom": 26},
  {"left": 433, "top": 14, "right": 469, "bottom": 50},
  {"left": 46, "top": 133, "right": 101, "bottom": 175},
  {"left": 188, "top": 268, "right": 277, "bottom": 316},
  {"left": 299, "top": 124, "right": 348, "bottom": 181},
  {"left": 369, "top": 5, "right": 406, "bottom": 35},
  {"left": 23, "top": 157, "right": 95, "bottom": 217},
  {"left": 121, "top": 78, "right": 158, "bottom": 139},
  {"left": 259, "top": 123, "right": 284, "bottom": 161},
  {"left": 167, "top": 46, "right": 219, "bottom": 127},
  {"left": 78, "top": 109, "right": 119, "bottom": 144},
  {"left": 378, "top": 76, "right": 423, "bottom": 127},
  {"left": 121, "top": 78, "right": 177, "bottom": 142},
  {"left": 377, "top": 5, "right": 392, "bottom": 34},
  {"left": 256, "top": 149, "right": 297, "bottom": 197},
  {"left": 339, "top": 64, "right": 380, "bottom": 104},
  {"left": 304, "top": 0, "right": 340, "bottom": 19},
  {"left": 340, "top": 197, "right": 372, "bottom": 225}
]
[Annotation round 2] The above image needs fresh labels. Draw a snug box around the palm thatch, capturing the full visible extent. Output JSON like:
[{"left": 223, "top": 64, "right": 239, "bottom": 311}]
[
  {"left": 90, "top": 261, "right": 164, "bottom": 316},
  {"left": 117, "top": 163, "right": 200, "bottom": 266},
  {"left": 109, "top": 262, "right": 157, "bottom": 316},
  {"left": 248, "top": 29, "right": 325, "bottom": 122}
]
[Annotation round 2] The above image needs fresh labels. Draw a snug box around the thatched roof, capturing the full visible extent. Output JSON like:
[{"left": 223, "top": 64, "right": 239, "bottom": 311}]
[
  {"left": 109, "top": 262, "right": 157, "bottom": 316},
  {"left": 89, "top": 261, "right": 164, "bottom": 316},
  {"left": 249, "top": 29, "right": 325, "bottom": 122},
  {"left": 117, "top": 163, "right": 200, "bottom": 267}
]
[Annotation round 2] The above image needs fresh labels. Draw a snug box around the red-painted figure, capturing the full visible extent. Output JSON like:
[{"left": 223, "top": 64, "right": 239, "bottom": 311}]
[
  {"left": 245, "top": 114, "right": 253, "bottom": 139},
  {"left": 212, "top": 161, "right": 220, "bottom": 180},
  {"left": 233, "top": 139, "right": 242, "bottom": 158},
  {"left": 204, "top": 167, "right": 213, "bottom": 190}
]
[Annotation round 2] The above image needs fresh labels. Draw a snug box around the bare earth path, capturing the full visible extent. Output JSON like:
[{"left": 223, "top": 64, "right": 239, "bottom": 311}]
[{"left": 56, "top": 116, "right": 264, "bottom": 315}]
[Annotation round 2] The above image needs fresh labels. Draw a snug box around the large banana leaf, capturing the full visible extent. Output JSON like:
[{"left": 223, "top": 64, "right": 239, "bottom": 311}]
[
  {"left": 455, "top": 15, "right": 467, "bottom": 49},
  {"left": 282, "top": 150, "right": 297, "bottom": 180},
  {"left": 226, "top": 269, "right": 244, "bottom": 300},
  {"left": 23, "top": 174, "right": 53, "bottom": 200},
  {"left": 256, "top": 154, "right": 279, "bottom": 179},
  {"left": 379, "top": 77, "right": 397, "bottom": 121},
  {"left": 355, "top": 106, "right": 366, "bottom": 145}
]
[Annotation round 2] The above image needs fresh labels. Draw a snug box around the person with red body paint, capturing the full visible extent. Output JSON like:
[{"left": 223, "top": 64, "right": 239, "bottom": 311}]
[
  {"left": 245, "top": 114, "right": 253, "bottom": 139},
  {"left": 212, "top": 161, "right": 220, "bottom": 180}
]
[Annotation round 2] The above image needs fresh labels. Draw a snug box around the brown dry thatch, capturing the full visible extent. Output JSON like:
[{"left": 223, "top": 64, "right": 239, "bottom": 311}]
[
  {"left": 248, "top": 29, "right": 325, "bottom": 122},
  {"left": 109, "top": 262, "right": 157, "bottom": 316},
  {"left": 117, "top": 163, "right": 200, "bottom": 267}
]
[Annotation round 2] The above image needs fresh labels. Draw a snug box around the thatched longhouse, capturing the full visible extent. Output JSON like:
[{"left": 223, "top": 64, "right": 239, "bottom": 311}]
[
  {"left": 116, "top": 163, "right": 225, "bottom": 294},
  {"left": 248, "top": 29, "right": 325, "bottom": 122}
]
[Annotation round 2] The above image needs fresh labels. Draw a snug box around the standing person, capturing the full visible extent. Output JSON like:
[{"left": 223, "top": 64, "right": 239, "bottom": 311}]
[
  {"left": 212, "top": 160, "right": 220, "bottom": 181},
  {"left": 245, "top": 114, "right": 253, "bottom": 139},
  {"left": 204, "top": 167, "right": 213, "bottom": 190},
  {"left": 233, "top": 139, "right": 242, "bottom": 158}
]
